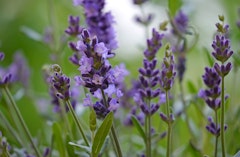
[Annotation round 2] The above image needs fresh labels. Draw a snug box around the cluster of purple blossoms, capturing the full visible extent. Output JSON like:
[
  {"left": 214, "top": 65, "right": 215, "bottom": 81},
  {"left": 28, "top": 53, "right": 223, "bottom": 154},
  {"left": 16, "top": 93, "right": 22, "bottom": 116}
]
[
  {"left": 65, "top": 16, "right": 83, "bottom": 37},
  {"left": 205, "top": 116, "right": 227, "bottom": 136},
  {"left": 65, "top": 15, "right": 83, "bottom": 66},
  {"left": 73, "top": 0, "right": 117, "bottom": 56},
  {"left": 73, "top": 29, "right": 128, "bottom": 118},
  {"left": 134, "top": 29, "right": 165, "bottom": 116},
  {"left": 172, "top": 10, "right": 189, "bottom": 36},
  {"left": 44, "top": 64, "right": 76, "bottom": 112},
  {"left": 199, "top": 67, "right": 221, "bottom": 110},
  {"left": 0, "top": 52, "right": 30, "bottom": 88}
]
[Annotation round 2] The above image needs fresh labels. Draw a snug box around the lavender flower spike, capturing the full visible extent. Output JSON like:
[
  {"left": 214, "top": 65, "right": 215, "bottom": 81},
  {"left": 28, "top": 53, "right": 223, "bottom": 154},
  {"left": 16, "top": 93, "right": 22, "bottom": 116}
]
[
  {"left": 159, "top": 45, "right": 176, "bottom": 91},
  {"left": 50, "top": 64, "right": 71, "bottom": 100},
  {"left": 78, "top": 0, "right": 118, "bottom": 56}
]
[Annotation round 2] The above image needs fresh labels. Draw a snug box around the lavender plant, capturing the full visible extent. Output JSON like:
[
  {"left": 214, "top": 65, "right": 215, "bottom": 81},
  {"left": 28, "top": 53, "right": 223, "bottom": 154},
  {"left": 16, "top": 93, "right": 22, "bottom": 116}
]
[
  {"left": 199, "top": 16, "right": 233, "bottom": 157},
  {"left": 1, "top": 0, "right": 240, "bottom": 157}
]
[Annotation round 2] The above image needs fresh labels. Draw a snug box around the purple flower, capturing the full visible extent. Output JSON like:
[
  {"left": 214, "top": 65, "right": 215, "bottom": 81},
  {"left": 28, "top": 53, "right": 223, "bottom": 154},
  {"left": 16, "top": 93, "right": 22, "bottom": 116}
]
[
  {"left": 144, "top": 28, "right": 164, "bottom": 60},
  {"left": 212, "top": 34, "right": 233, "bottom": 63},
  {"left": 172, "top": 10, "right": 189, "bottom": 35},
  {"left": 0, "top": 52, "right": 4, "bottom": 61},
  {"left": 135, "top": 14, "right": 153, "bottom": 26},
  {"left": 50, "top": 64, "right": 71, "bottom": 100},
  {"left": 79, "top": 0, "right": 118, "bottom": 56},
  {"left": 135, "top": 29, "right": 164, "bottom": 115},
  {"left": 206, "top": 116, "right": 227, "bottom": 136},
  {"left": 0, "top": 52, "right": 30, "bottom": 87},
  {"left": 73, "top": 29, "right": 126, "bottom": 118},
  {"left": 200, "top": 67, "right": 221, "bottom": 110},
  {"left": 79, "top": 55, "right": 93, "bottom": 74},
  {"left": 65, "top": 15, "right": 83, "bottom": 36}
]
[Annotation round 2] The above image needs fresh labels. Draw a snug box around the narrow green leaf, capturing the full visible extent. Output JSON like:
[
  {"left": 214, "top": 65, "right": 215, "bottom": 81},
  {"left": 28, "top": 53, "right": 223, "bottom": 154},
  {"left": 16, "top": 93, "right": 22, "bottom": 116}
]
[
  {"left": 20, "top": 26, "right": 42, "bottom": 41},
  {"left": 89, "top": 108, "right": 97, "bottom": 132},
  {"left": 66, "top": 134, "right": 77, "bottom": 157},
  {"left": 68, "top": 142, "right": 91, "bottom": 153},
  {"left": 92, "top": 112, "right": 113, "bottom": 157},
  {"left": 168, "top": 0, "right": 182, "bottom": 16},
  {"left": 52, "top": 122, "right": 66, "bottom": 157},
  {"left": 131, "top": 115, "right": 146, "bottom": 143}
]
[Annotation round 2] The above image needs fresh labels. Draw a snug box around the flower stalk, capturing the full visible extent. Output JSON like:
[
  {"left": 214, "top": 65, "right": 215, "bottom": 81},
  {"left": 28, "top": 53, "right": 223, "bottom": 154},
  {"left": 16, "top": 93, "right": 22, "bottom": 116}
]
[{"left": 2, "top": 86, "right": 42, "bottom": 157}]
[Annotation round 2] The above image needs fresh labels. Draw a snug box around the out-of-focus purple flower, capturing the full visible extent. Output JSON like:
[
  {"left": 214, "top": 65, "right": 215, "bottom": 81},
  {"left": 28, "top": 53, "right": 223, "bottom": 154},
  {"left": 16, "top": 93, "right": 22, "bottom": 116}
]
[
  {"left": 206, "top": 116, "right": 227, "bottom": 136},
  {"left": 79, "top": 0, "right": 117, "bottom": 56},
  {"left": 132, "top": 0, "right": 148, "bottom": 5},
  {"left": 0, "top": 52, "right": 4, "bottom": 61},
  {"left": 65, "top": 15, "right": 83, "bottom": 36},
  {"left": 159, "top": 46, "right": 176, "bottom": 91},
  {"left": 172, "top": 10, "right": 189, "bottom": 35},
  {"left": 177, "top": 54, "right": 186, "bottom": 82},
  {"left": 135, "top": 14, "right": 153, "bottom": 26},
  {"left": 0, "top": 52, "right": 30, "bottom": 88},
  {"left": 43, "top": 27, "right": 54, "bottom": 44}
]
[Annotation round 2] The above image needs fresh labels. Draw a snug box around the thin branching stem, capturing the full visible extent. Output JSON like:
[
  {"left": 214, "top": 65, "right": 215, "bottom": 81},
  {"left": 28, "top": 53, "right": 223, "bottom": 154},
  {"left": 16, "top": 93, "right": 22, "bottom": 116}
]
[{"left": 3, "top": 86, "right": 42, "bottom": 157}]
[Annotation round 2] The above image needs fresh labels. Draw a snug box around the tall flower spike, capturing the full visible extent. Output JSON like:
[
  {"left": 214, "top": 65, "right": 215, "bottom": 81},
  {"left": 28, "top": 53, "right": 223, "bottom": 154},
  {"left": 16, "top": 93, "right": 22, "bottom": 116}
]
[
  {"left": 77, "top": 0, "right": 118, "bottom": 56},
  {"left": 135, "top": 28, "right": 165, "bottom": 116}
]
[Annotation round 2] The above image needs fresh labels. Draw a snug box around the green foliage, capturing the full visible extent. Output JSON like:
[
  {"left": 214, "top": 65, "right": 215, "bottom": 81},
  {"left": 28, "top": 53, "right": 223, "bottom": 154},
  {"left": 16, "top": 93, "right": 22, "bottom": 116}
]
[
  {"left": 52, "top": 122, "right": 67, "bottom": 157},
  {"left": 131, "top": 115, "right": 146, "bottom": 143},
  {"left": 92, "top": 112, "right": 113, "bottom": 157},
  {"left": 168, "top": 0, "right": 182, "bottom": 16}
]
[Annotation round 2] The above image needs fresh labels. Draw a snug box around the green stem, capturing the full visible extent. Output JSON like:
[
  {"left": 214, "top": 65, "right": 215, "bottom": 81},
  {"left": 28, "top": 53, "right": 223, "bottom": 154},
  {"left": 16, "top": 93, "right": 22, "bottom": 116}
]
[
  {"left": 110, "top": 125, "right": 123, "bottom": 157},
  {"left": 144, "top": 97, "right": 151, "bottom": 157},
  {"left": 165, "top": 90, "right": 172, "bottom": 157},
  {"left": 100, "top": 89, "right": 122, "bottom": 157},
  {"left": 214, "top": 110, "right": 219, "bottom": 157},
  {"left": 0, "top": 110, "right": 24, "bottom": 146},
  {"left": 65, "top": 99, "right": 89, "bottom": 146},
  {"left": 220, "top": 76, "right": 226, "bottom": 157},
  {"left": 59, "top": 101, "right": 72, "bottom": 135},
  {"left": 3, "top": 86, "right": 42, "bottom": 157}
]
